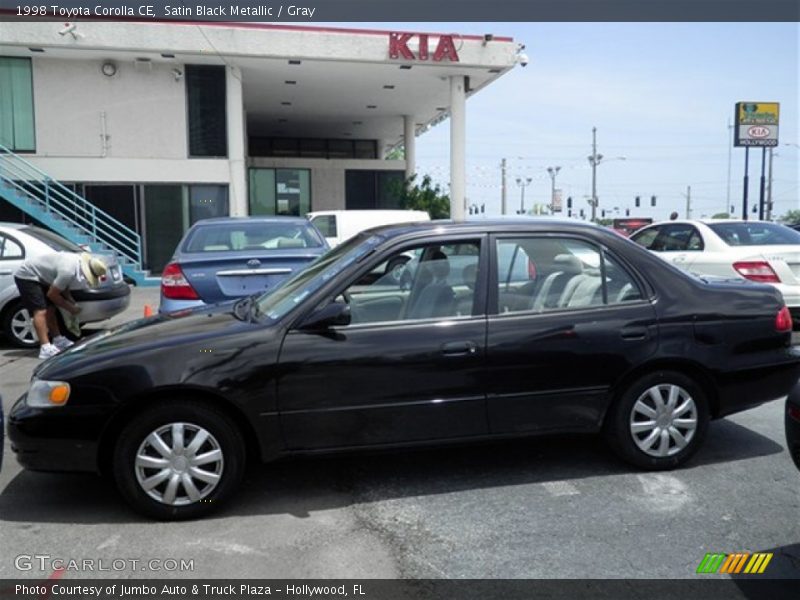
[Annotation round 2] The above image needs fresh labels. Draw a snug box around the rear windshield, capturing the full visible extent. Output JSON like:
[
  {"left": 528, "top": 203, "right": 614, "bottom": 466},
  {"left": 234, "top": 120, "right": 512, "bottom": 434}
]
[
  {"left": 707, "top": 222, "right": 800, "bottom": 246},
  {"left": 21, "top": 226, "right": 83, "bottom": 252},
  {"left": 183, "top": 221, "right": 325, "bottom": 253}
]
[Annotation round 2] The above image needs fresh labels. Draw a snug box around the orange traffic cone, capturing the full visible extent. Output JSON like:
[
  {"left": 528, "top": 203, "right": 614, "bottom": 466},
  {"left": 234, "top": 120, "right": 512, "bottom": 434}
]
[{"left": 143, "top": 304, "right": 154, "bottom": 317}]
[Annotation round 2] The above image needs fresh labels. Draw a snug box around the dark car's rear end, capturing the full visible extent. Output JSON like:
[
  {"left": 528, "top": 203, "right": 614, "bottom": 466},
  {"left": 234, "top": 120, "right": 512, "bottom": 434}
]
[
  {"left": 159, "top": 217, "right": 328, "bottom": 313},
  {"left": 786, "top": 385, "right": 800, "bottom": 471}
]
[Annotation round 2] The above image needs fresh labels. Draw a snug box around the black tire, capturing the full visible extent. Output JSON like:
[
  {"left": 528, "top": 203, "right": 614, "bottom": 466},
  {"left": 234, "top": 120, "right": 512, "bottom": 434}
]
[
  {"left": 603, "top": 370, "right": 710, "bottom": 470},
  {"left": 113, "top": 401, "right": 246, "bottom": 520},
  {"left": 1, "top": 301, "right": 38, "bottom": 348}
]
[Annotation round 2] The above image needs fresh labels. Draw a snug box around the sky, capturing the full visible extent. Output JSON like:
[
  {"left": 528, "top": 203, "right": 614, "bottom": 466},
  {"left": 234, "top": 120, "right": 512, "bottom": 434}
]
[{"left": 346, "top": 22, "right": 799, "bottom": 221}]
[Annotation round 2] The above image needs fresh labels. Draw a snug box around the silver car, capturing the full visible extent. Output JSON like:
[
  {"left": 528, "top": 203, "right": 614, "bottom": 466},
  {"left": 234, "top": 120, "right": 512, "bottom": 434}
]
[{"left": 0, "top": 223, "right": 131, "bottom": 347}]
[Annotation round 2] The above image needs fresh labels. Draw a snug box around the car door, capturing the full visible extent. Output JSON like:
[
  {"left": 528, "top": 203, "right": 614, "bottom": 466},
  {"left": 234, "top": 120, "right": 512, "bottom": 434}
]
[
  {"left": 0, "top": 232, "right": 25, "bottom": 291},
  {"left": 486, "top": 234, "right": 658, "bottom": 434},
  {"left": 276, "top": 235, "right": 490, "bottom": 450}
]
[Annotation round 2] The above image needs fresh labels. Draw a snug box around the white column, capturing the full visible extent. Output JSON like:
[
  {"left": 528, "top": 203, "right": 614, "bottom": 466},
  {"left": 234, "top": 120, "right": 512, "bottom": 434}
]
[
  {"left": 226, "top": 65, "right": 247, "bottom": 217},
  {"left": 449, "top": 76, "right": 466, "bottom": 221},
  {"left": 403, "top": 115, "right": 416, "bottom": 181}
]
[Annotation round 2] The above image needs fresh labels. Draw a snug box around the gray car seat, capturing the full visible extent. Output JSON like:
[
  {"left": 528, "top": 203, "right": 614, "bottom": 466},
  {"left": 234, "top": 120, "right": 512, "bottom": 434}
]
[
  {"left": 531, "top": 254, "right": 583, "bottom": 311},
  {"left": 406, "top": 252, "right": 455, "bottom": 319}
]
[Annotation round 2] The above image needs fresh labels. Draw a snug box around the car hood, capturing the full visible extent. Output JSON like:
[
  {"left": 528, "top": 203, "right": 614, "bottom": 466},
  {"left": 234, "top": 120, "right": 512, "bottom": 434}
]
[{"left": 35, "top": 303, "right": 258, "bottom": 380}]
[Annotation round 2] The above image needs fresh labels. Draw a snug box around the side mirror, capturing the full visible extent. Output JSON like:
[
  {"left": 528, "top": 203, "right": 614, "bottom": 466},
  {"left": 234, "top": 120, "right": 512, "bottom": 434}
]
[{"left": 298, "top": 301, "right": 351, "bottom": 330}]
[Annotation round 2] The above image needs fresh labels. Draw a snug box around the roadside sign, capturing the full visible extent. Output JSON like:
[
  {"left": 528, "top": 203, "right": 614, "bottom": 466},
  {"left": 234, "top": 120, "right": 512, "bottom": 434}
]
[{"left": 734, "top": 102, "right": 779, "bottom": 147}]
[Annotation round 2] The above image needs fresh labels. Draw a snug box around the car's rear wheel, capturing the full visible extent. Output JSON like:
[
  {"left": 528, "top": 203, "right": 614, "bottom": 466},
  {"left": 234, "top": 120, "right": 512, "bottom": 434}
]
[
  {"left": 1, "top": 302, "right": 38, "bottom": 348},
  {"left": 113, "top": 401, "right": 246, "bottom": 520},
  {"left": 604, "top": 370, "right": 710, "bottom": 469}
]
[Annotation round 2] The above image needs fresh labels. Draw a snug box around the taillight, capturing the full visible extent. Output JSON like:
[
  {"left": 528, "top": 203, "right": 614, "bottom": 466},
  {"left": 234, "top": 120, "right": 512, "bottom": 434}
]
[
  {"left": 788, "top": 404, "right": 800, "bottom": 422},
  {"left": 161, "top": 263, "right": 199, "bottom": 300},
  {"left": 775, "top": 306, "right": 793, "bottom": 332},
  {"left": 733, "top": 261, "right": 780, "bottom": 283}
]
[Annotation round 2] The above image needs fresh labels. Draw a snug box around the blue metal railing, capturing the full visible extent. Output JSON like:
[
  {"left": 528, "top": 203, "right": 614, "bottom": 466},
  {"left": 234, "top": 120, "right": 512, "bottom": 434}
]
[{"left": 0, "top": 144, "right": 143, "bottom": 269}]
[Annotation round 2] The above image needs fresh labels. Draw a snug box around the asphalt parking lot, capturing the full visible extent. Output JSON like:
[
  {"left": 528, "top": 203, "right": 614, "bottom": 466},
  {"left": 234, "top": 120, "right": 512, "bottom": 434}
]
[{"left": 0, "top": 287, "right": 798, "bottom": 580}]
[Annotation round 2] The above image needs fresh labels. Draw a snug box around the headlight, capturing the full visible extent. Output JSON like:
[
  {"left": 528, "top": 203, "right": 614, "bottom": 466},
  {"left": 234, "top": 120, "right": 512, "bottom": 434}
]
[{"left": 27, "top": 379, "right": 71, "bottom": 408}]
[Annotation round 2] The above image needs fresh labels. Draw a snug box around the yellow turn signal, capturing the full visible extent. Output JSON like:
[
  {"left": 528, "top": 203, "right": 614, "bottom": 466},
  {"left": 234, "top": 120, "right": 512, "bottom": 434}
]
[{"left": 48, "top": 384, "right": 70, "bottom": 405}]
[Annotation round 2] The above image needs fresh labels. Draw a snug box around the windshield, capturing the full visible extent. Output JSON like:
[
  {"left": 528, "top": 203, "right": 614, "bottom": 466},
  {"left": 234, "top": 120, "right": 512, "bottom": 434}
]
[
  {"left": 182, "top": 221, "right": 325, "bottom": 253},
  {"left": 708, "top": 222, "right": 800, "bottom": 246},
  {"left": 254, "top": 233, "right": 384, "bottom": 322},
  {"left": 21, "top": 226, "right": 83, "bottom": 252}
]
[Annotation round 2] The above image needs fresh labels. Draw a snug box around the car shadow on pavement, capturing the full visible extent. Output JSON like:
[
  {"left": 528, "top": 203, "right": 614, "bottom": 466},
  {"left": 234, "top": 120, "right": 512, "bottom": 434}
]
[{"left": 0, "top": 416, "right": 784, "bottom": 525}]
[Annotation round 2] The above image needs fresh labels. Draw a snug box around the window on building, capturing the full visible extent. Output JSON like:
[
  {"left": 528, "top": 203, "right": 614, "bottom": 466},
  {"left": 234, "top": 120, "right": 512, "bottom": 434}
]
[
  {"left": 0, "top": 57, "right": 35, "bottom": 152},
  {"left": 248, "top": 137, "right": 377, "bottom": 159},
  {"left": 186, "top": 65, "right": 227, "bottom": 157},
  {"left": 189, "top": 185, "right": 229, "bottom": 224},
  {"left": 345, "top": 170, "right": 404, "bottom": 210},
  {"left": 249, "top": 168, "right": 311, "bottom": 217}
]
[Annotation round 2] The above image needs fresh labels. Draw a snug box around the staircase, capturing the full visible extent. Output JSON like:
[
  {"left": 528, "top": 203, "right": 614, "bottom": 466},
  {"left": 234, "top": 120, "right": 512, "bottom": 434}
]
[{"left": 0, "top": 144, "right": 158, "bottom": 286}]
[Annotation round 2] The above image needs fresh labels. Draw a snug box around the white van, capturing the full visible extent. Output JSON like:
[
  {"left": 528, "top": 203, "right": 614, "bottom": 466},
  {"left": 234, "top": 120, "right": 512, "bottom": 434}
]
[{"left": 307, "top": 210, "right": 430, "bottom": 247}]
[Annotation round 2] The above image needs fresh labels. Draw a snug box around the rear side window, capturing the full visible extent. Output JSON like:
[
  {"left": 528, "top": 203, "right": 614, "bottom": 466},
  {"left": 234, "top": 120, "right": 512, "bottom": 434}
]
[
  {"left": 0, "top": 234, "right": 24, "bottom": 259},
  {"left": 708, "top": 222, "right": 800, "bottom": 246},
  {"left": 494, "top": 237, "right": 644, "bottom": 314},
  {"left": 311, "top": 215, "right": 337, "bottom": 238}
]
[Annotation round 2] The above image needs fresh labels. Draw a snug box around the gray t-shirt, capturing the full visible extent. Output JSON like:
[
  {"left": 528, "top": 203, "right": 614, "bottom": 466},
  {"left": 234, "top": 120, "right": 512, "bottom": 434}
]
[{"left": 15, "top": 252, "right": 80, "bottom": 290}]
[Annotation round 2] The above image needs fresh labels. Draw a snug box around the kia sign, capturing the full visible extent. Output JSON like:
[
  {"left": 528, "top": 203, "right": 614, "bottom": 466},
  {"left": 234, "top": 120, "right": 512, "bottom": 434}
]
[
  {"left": 734, "top": 102, "right": 779, "bottom": 147},
  {"left": 389, "top": 32, "right": 460, "bottom": 62}
]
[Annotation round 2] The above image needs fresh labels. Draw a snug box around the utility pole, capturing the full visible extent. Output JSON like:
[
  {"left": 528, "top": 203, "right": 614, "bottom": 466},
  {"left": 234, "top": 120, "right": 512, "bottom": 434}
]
[
  {"left": 547, "top": 166, "right": 561, "bottom": 213},
  {"left": 588, "top": 127, "right": 602, "bottom": 222},
  {"left": 683, "top": 185, "right": 691, "bottom": 219},
  {"left": 501, "top": 158, "right": 507, "bottom": 215}
]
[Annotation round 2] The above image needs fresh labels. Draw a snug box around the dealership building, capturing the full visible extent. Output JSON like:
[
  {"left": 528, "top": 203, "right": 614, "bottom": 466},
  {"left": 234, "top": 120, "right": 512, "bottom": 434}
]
[{"left": 0, "top": 21, "right": 517, "bottom": 276}]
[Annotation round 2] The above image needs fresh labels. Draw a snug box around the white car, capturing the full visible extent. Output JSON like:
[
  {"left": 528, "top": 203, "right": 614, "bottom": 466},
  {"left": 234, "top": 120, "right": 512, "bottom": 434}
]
[
  {"left": 630, "top": 219, "right": 800, "bottom": 323},
  {"left": 0, "top": 223, "right": 130, "bottom": 347},
  {"left": 307, "top": 209, "right": 430, "bottom": 247}
]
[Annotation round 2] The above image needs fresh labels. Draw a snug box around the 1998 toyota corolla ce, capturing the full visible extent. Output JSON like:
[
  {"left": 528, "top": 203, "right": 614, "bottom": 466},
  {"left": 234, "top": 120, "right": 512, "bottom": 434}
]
[{"left": 8, "top": 220, "right": 800, "bottom": 519}]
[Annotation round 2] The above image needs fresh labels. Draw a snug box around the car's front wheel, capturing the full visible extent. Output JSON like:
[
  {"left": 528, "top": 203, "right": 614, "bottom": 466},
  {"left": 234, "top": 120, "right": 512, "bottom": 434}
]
[
  {"left": 1, "top": 302, "right": 38, "bottom": 348},
  {"left": 113, "top": 401, "right": 246, "bottom": 520},
  {"left": 604, "top": 370, "right": 710, "bottom": 469}
]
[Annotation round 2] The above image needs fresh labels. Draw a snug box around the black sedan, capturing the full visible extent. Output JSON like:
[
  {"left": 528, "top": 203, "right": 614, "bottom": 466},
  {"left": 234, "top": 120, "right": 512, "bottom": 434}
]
[
  {"left": 786, "top": 385, "right": 800, "bottom": 471},
  {"left": 8, "top": 219, "right": 800, "bottom": 519}
]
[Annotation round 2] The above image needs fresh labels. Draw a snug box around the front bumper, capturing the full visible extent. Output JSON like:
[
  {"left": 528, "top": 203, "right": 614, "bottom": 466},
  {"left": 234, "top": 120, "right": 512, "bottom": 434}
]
[
  {"left": 786, "top": 386, "right": 800, "bottom": 471},
  {"left": 7, "top": 395, "right": 107, "bottom": 473},
  {"left": 73, "top": 284, "right": 131, "bottom": 323}
]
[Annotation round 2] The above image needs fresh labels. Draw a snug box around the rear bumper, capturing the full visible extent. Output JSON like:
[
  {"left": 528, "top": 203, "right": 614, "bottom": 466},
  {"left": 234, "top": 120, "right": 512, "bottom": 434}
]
[
  {"left": 786, "top": 388, "right": 800, "bottom": 471},
  {"left": 715, "top": 357, "right": 800, "bottom": 418},
  {"left": 73, "top": 284, "right": 131, "bottom": 323},
  {"left": 159, "top": 297, "right": 207, "bottom": 314}
]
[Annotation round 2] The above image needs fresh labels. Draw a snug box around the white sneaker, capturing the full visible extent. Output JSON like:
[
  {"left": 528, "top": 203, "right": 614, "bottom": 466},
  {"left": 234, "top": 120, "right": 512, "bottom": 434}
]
[
  {"left": 38, "top": 343, "right": 61, "bottom": 359},
  {"left": 53, "top": 336, "right": 74, "bottom": 351}
]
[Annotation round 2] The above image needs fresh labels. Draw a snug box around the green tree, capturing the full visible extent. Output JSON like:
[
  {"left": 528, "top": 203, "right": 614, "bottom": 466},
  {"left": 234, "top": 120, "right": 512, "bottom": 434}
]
[
  {"left": 711, "top": 212, "right": 730, "bottom": 219},
  {"left": 385, "top": 146, "right": 405, "bottom": 160},
  {"left": 780, "top": 210, "right": 800, "bottom": 225},
  {"left": 392, "top": 174, "right": 451, "bottom": 219}
]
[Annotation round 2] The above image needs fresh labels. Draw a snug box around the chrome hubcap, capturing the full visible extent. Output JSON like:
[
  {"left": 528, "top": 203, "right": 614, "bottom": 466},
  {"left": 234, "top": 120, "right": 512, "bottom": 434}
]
[
  {"left": 11, "top": 308, "right": 36, "bottom": 345},
  {"left": 629, "top": 384, "right": 698, "bottom": 458},
  {"left": 135, "top": 422, "right": 224, "bottom": 506}
]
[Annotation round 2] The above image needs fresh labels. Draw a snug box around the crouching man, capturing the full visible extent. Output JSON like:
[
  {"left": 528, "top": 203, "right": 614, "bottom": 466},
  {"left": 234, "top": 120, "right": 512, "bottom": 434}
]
[{"left": 14, "top": 251, "right": 107, "bottom": 359}]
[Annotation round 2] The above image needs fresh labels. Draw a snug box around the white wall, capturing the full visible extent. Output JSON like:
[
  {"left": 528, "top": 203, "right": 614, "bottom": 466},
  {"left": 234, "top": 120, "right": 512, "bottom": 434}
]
[
  {"left": 32, "top": 57, "right": 188, "bottom": 160},
  {"left": 249, "top": 157, "right": 406, "bottom": 211}
]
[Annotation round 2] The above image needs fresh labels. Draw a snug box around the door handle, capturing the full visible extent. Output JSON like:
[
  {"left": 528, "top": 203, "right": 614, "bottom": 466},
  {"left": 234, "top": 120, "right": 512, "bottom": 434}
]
[
  {"left": 441, "top": 341, "right": 478, "bottom": 356},
  {"left": 672, "top": 254, "right": 688, "bottom": 263},
  {"left": 620, "top": 326, "right": 648, "bottom": 341}
]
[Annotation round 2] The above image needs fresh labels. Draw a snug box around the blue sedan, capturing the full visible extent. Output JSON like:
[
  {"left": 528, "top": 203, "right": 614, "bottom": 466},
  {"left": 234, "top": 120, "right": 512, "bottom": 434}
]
[{"left": 159, "top": 217, "right": 328, "bottom": 313}]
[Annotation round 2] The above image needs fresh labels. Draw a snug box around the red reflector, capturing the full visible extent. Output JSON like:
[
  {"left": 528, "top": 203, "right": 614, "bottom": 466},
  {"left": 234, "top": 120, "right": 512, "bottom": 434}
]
[
  {"left": 789, "top": 404, "right": 800, "bottom": 422},
  {"left": 161, "top": 262, "right": 199, "bottom": 300},
  {"left": 775, "top": 306, "right": 793, "bottom": 332},
  {"left": 733, "top": 261, "right": 780, "bottom": 283}
]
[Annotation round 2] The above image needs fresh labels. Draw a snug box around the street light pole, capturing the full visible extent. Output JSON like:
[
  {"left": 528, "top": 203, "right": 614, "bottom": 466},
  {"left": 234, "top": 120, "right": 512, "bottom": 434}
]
[
  {"left": 588, "top": 127, "right": 602, "bottom": 222},
  {"left": 516, "top": 177, "right": 532, "bottom": 214},
  {"left": 547, "top": 166, "right": 561, "bottom": 213}
]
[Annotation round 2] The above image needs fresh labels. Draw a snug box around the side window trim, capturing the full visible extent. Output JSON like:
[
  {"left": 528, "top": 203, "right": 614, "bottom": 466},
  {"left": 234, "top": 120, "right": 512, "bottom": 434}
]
[{"left": 0, "top": 232, "right": 25, "bottom": 261}]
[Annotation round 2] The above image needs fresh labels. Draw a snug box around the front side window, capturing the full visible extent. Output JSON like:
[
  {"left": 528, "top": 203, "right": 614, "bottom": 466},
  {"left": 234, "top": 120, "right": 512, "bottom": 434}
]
[
  {"left": 340, "top": 240, "right": 481, "bottom": 325},
  {"left": 656, "top": 225, "right": 704, "bottom": 252},
  {"left": 0, "top": 57, "right": 35, "bottom": 152},
  {"left": 495, "top": 237, "right": 644, "bottom": 314}
]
